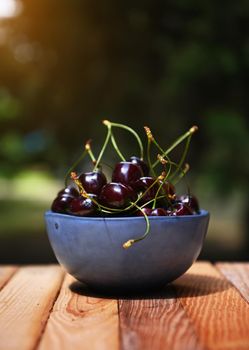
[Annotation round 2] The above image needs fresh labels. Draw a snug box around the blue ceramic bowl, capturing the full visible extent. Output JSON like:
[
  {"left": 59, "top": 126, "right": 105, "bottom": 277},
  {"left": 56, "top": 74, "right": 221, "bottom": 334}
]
[{"left": 45, "top": 210, "right": 209, "bottom": 291}]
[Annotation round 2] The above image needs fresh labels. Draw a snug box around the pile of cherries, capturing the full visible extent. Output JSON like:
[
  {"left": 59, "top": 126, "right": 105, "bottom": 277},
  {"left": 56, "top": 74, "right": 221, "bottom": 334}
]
[{"left": 51, "top": 155, "right": 200, "bottom": 217}]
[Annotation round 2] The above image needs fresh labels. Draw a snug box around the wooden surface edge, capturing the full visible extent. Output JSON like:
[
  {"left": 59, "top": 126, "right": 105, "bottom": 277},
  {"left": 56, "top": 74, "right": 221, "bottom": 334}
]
[
  {"left": 0, "top": 265, "right": 64, "bottom": 350},
  {"left": 216, "top": 262, "right": 249, "bottom": 303},
  {"left": 0, "top": 266, "right": 18, "bottom": 291}
]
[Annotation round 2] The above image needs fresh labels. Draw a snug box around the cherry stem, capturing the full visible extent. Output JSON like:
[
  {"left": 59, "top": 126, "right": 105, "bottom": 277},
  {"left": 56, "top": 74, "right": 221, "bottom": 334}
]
[
  {"left": 152, "top": 126, "right": 198, "bottom": 168},
  {"left": 106, "top": 120, "right": 144, "bottom": 159},
  {"left": 123, "top": 203, "right": 150, "bottom": 249},
  {"left": 170, "top": 134, "right": 192, "bottom": 179},
  {"left": 152, "top": 173, "right": 174, "bottom": 210},
  {"left": 110, "top": 133, "right": 126, "bottom": 161},
  {"left": 144, "top": 126, "right": 156, "bottom": 177},
  {"left": 141, "top": 194, "right": 165, "bottom": 208},
  {"left": 158, "top": 155, "right": 190, "bottom": 183},
  {"left": 85, "top": 140, "right": 96, "bottom": 166},
  {"left": 157, "top": 154, "right": 172, "bottom": 180},
  {"left": 173, "top": 163, "right": 190, "bottom": 185},
  {"left": 93, "top": 122, "right": 112, "bottom": 171},
  {"left": 64, "top": 149, "right": 87, "bottom": 187}
]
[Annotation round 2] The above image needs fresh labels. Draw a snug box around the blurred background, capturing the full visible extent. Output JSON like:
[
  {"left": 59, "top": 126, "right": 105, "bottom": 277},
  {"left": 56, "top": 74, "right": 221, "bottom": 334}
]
[{"left": 0, "top": 0, "right": 248, "bottom": 263}]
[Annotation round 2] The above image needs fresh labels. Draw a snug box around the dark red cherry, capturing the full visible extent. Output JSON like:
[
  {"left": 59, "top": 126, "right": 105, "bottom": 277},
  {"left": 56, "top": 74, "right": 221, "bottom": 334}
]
[
  {"left": 159, "top": 181, "right": 175, "bottom": 198},
  {"left": 99, "top": 182, "right": 136, "bottom": 209},
  {"left": 151, "top": 208, "right": 168, "bottom": 216},
  {"left": 179, "top": 194, "right": 200, "bottom": 213},
  {"left": 133, "top": 177, "right": 159, "bottom": 204},
  {"left": 169, "top": 203, "right": 193, "bottom": 216},
  {"left": 128, "top": 156, "right": 150, "bottom": 176},
  {"left": 112, "top": 162, "right": 143, "bottom": 188},
  {"left": 136, "top": 207, "right": 153, "bottom": 216},
  {"left": 79, "top": 170, "right": 107, "bottom": 195},
  {"left": 69, "top": 196, "right": 96, "bottom": 216},
  {"left": 58, "top": 187, "right": 79, "bottom": 198},
  {"left": 51, "top": 195, "right": 74, "bottom": 213}
]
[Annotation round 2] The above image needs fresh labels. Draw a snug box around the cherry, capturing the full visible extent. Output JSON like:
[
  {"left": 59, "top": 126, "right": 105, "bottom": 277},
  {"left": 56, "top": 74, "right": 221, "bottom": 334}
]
[
  {"left": 160, "top": 181, "right": 175, "bottom": 198},
  {"left": 99, "top": 182, "right": 136, "bottom": 209},
  {"left": 168, "top": 203, "right": 193, "bottom": 216},
  {"left": 128, "top": 156, "right": 150, "bottom": 176},
  {"left": 112, "top": 162, "right": 143, "bottom": 188},
  {"left": 58, "top": 187, "right": 79, "bottom": 198},
  {"left": 151, "top": 208, "right": 168, "bottom": 216},
  {"left": 179, "top": 194, "right": 200, "bottom": 213},
  {"left": 69, "top": 196, "right": 96, "bottom": 216},
  {"left": 79, "top": 170, "right": 107, "bottom": 195},
  {"left": 133, "top": 177, "right": 159, "bottom": 204},
  {"left": 136, "top": 207, "right": 153, "bottom": 216},
  {"left": 51, "top": 195, "right": 74, "bottom": 213},
  {"left": 137, "top": 207, "right": 168, "bottom": 216}
]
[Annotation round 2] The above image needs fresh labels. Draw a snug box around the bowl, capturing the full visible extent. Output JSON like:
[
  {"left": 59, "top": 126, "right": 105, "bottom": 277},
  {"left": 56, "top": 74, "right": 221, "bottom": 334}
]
[{"left": 45, "top": 210, "right": 209, "bottom": 291}]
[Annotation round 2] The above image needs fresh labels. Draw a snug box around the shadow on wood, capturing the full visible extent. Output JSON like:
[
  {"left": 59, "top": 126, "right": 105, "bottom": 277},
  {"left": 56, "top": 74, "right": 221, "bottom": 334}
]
[{"left": 69, "top": 273, "right": 229, "bottom": 299}]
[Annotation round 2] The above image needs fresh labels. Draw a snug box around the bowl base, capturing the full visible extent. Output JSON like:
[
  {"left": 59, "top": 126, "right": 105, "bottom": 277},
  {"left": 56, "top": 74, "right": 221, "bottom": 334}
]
[{"left": 70, "top": 279, "right": 172, "bottom": 298}]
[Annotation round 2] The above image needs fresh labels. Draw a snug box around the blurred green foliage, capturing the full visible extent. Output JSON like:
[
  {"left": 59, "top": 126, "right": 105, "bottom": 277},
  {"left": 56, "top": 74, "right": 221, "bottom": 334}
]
[
  {"left": 0, "top": 0, "right": 248, "bottom": 262},
  {"left": 0, "top": 0, "right": 248, "bottom": 196}
]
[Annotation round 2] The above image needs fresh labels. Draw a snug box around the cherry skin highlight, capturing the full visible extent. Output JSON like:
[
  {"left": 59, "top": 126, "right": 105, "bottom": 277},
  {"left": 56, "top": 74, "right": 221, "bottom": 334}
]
[
  {"left": 168, "top": 203, "right": 193, "bottom": 216},
  {"left": 179, "top": 194, "right": 200, "bottom": 213},
  {"left": 133, "top": 177, "right": 159, "bottom": 204},
  {"left": 112, "top": 162, "right": 143, "bottom": 188},
  {"left": 128, "top": 156, "right": 150, "bottom": 176},
  {"left": 69, "top": 196, "right": 96, "bottom": 216},
  {"left": 136, "top": 207, "right": 153, "bottom": 216},
  {"left": 51, "top": 195, "right": 74, "bottom": 213},
  {"left": 57, "top": 187, "right": 79, "bottom": 198},
  {"left": 79, "top": 170, "right": 107, "bottom": 195},
  {"left": 151, "top": 208, "right": 168, "bottom": 216},
  {"left": 99, "top": 182, "right": 137, "bottom": 209}
]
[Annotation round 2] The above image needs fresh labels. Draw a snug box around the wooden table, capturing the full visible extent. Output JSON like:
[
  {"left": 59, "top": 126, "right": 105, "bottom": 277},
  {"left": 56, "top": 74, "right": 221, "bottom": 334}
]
[{"left": 0, "top": 262, "right": 248, "bottom": 350}]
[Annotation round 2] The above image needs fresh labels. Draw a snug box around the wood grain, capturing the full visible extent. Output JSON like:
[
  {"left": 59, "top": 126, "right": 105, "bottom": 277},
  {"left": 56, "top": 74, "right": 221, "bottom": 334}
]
[
  {"left": 119, "top": 286, "right": 203, "bottom": 350},
  {"left": 174, "top": 261, "right": 249, "bottom": 350},
  {"left": 38, "top": 274, "right": 119, "bottom": 350},
  {"left": 0, "top": 266, "right": 17, "bottom": 290},
  {"left": 216, "top": 263, "right": 249, "bottom": 303},
  {"left": 0, "top": 265, "right": 64, "bottom": 350}
]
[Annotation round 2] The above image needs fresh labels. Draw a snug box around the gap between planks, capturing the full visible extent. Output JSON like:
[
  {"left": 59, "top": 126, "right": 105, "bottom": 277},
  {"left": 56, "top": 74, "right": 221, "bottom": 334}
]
[
  {"left": 1, "top": 262, "right": 249, "bottom": 350},
  {"left": 0, "top": 265, "right": 64, "bottom": 350},
  {"left": 119, "top": 262, "right": 249, "bottom": 350},
  {"left": 38, "top": 274, "right": 119, "bottom": 350},
  {"left": 173, "top": 261, "right": 249, "bottom": 350},
  {"left": 216, "top": 262, "right": 249, "bottom": 303},
  {"left": 0, "top": 266, "right": 18, "bottom": 291}
]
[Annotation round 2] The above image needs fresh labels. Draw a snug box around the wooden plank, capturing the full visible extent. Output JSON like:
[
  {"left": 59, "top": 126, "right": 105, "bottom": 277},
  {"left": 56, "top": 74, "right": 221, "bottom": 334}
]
[
  {"left": 216, "top": 262, "right": 249, "bottom": 303},
  {"left": 38, "top": 274, "right": 119, "bottom": 350},
  {"left": 119, "top": 286, "right": 203, "bottom": 350},
  {"left": 0, "top": 265, "right": 64, "bottom": 350},
  {"left": 0, "top": 266, "right": 17, "bottom": 290},
  {"left": 174, "top": 261, "right": 249, "bottom": 350}
]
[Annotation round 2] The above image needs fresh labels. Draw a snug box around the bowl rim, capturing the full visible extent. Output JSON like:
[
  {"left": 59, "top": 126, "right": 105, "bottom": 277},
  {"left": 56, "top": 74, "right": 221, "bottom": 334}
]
[{"left": 45, "top": 209, "right": 209, "bottom": 222}]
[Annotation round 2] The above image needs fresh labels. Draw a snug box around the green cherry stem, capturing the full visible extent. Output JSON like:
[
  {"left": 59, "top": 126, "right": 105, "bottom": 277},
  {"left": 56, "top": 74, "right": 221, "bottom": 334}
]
[
  {"left": 110, "top": 133, "right": 126, "bottom": 161},
  {"left": 170, "top": 134, "right": 192, "bottom": 179},
  {"left": 157, "top": 154, "right": 190, "bottom": 184},
  {"left": 172, "top": 163, "right": 190, "bottom": 185},
  {"left": 93, "top": 121, "right": 112, "bottom": 171},
  {"left": 107, "top": 120, "right": 144, "bottom": 159},
  {"left": 85, "top": 140, "right": 97, "bottom": 166},
  {"left": 152, "top": 173, "right": 174, "bottom": 210},
  {"left": 64, "top": 149, "right": 87, "bottom": 187},
  {"left": 123, "top": 203, "right": 150, "bottom": 249},
  {"left": 152, "top": 126, "right": 198, "bottom": 168},
  {"left": 144, "top": 126, "right": 157, "bottom": 177}
]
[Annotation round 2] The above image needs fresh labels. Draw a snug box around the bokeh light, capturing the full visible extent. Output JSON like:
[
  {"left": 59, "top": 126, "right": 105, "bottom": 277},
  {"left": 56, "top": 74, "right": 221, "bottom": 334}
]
[{"left": 0, "top": 0, "right": 22, "bottom": 19}]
